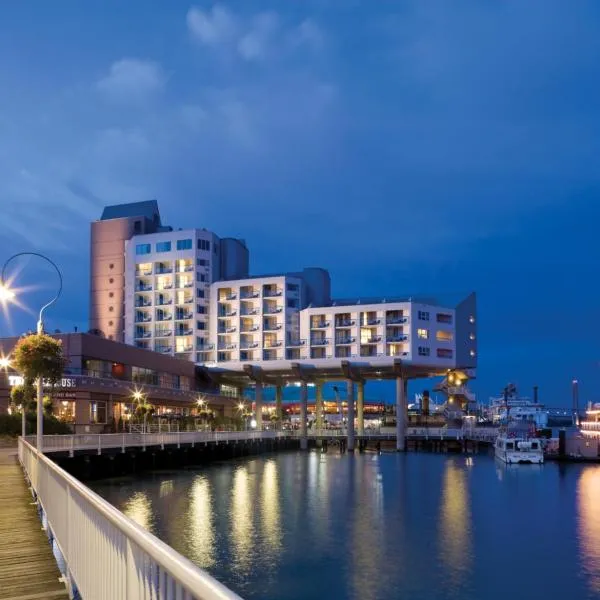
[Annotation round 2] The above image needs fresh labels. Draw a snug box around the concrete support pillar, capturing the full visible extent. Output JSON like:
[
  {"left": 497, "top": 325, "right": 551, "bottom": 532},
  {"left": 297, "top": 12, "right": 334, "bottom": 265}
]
[
  {"left": 396, "top": 376, "right": 406, "bottom": 451},
  {"left": 300, "top": 381, "right": 308, "bottom": 450},
  {"left": 347, "top": 380, "right": 355, "bottom": 452},
  {"left": 315, "top": 381, "right": 324, "bottom": 431},
  {"left": 255, "top": 382, "right": 263, "bottom": 431},
  {"left": 357, "top": 380, "right": 364, "bottom": 436},
  {"left": 275, "top": 385, "right": 283, "bottom": 429}
]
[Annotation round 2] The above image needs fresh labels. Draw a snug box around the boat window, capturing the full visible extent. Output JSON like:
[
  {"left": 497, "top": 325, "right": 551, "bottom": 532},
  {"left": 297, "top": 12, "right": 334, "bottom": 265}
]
[
  {"left": 506, "top": 442, "right": 514, "bottom": 450},
  {"left": 531, "top": 442, "right": 538, "bottom": 449}
]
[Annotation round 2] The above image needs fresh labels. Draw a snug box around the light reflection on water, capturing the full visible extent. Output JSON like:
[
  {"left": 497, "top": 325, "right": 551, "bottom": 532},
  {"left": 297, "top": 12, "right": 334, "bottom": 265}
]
[{"left": 92, "top": 453, "right": 600, "bottom": 600}]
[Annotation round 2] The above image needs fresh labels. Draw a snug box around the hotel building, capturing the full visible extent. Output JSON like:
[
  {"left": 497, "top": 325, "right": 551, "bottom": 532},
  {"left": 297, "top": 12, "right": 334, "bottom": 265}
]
[{"left": 91, "top": 202, "right": 477, "bottom": 373}]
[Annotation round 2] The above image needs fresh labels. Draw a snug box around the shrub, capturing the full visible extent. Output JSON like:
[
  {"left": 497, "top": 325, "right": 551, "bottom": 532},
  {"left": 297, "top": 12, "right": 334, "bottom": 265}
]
[{"left": 13, "top": 333, "right": 67, "bottom": 386}]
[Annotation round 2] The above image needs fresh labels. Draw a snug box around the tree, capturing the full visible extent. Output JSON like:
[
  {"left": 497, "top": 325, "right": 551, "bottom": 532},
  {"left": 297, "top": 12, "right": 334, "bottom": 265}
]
[
  {"left": 12, "top": 333, "right": 67, "bottom": 386},
  {"left": 10, "top": 383, "right": 34, "bottom": 413}
]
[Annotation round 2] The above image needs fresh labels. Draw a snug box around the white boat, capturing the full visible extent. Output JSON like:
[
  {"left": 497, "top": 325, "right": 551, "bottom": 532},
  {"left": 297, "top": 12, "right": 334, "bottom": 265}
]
[{"left": 495, "top": 433, "right": 544, "bottom": 464}]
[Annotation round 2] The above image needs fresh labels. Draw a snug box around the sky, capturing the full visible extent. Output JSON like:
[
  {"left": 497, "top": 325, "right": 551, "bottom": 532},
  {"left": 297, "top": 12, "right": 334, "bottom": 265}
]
[{"left": 0, "top": 0, "right": 599, "bottom": 407}]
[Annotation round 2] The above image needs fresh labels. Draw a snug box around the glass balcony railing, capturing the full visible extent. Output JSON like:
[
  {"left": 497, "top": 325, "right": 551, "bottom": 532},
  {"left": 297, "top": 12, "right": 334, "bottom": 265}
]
[
  {"left": 335, "top": 319, "right": 355, "bottom": 327},
  {"left": 362, "top": 336, "right": 381, "bottom": 344},
  {"left": 287, "top": 339, "right": 306, "bottom": 347},
  {"left": 135, "top": 301, "right": 152, "bottom": 308},
  {"left": 134, "top": 331, "right": 152, "bottom": 339},
  {"left": 241, "top": 342, "right": 260, "bottom": 349},
  {"left": 311, "top": 338, "right": 329, "bottom": 346},
  {"left": 156, "top": 299, "right": 172, "bottom": 306},
  {"left": 366, "top": 318, "right": 380, "bottom": 326},
  {"left": 218, "top": 310, "right": 237, "bottom": 318},
  {"left": 135, "top": 270, "right": 153, "bottom": 277},
  {"left": 263, "top": 306, "right": 283, "bottom": 315},
  {"left": 241, "top": 308, "right": 259, "bottom": 316},
  {"left": 135, "top": 283, "right": 153, "bottom": 292},
  {"left": 175, "top": 313, "right": 193, "bottom": 320},
  {"left": 386, "top": 316, "right": 408, "bottom": 324},
  {"left": 265, "top": 341, "right": 282, "bottom": 348},
  {"left": 387, "top": 335, "right": 408, "bottom": 342},
  {"left": 135, "top": 316, "right": 152, "bottom": 323},
  {"left": 311, "top": 321, "right": 330, "bottom": 329},
  {"left": 264, "top": 289, "right": 283, "bottom": 297},
  {"left": 155, "top": 315, "right": 172, "bottom": 322},
  {"left": 263, "top": 323, "right": 282, "bottom": 331},
  {"left": 156, "top": 267, "right": 173, "bottom": 274},
  {"left": 155, "top": 329, "right": 172, "bottom": 337},
  {"left": 241, "top": 325, "right": 260, "bottom": 332},
  {"left": 241, "top": 291, "right": 260, "bottom": 299},
  {"left": 156, "top": 346, "right": 173, "bottom": 354},
  {"left": 175, "top": 328, "right": 193, "bottom": 336},
  {"left": 176, "top": 345, "right": 193, "bottom": 353},
  {"left": 336, "top": 337, "right": 355, "bottom": 344}
]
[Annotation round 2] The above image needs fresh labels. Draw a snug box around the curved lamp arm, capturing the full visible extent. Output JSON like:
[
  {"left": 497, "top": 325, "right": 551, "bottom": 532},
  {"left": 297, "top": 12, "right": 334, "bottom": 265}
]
[{"left": 1, "top": 252, "right": 63, "bottom": 334}]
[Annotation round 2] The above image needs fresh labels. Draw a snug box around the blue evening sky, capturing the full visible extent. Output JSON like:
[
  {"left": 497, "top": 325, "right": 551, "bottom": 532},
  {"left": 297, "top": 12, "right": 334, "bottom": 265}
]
[{"left": 0, "top": 1, "right": 599, "bottom": 407}]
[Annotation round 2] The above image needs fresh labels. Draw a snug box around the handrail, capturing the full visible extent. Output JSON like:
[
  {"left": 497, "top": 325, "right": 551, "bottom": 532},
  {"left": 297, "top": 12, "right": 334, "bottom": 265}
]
[{"left": 19, "top": 438, "right": 243, "bottom": 600}]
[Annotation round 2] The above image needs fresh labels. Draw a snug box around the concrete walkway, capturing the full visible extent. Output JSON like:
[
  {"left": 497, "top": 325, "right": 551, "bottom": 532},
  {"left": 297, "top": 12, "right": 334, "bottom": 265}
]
[{"left": 0, "top": 448, "right": 69, "bottom": 600}]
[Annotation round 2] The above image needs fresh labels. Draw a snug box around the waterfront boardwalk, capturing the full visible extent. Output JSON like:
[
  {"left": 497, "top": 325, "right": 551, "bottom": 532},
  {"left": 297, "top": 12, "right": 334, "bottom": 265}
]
[{"left": 0, "top": 448, "right": 68, "bottom": 600}]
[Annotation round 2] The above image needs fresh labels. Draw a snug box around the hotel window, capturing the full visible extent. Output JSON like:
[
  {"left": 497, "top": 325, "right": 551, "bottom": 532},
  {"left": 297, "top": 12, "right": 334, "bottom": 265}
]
[
  {"left": 156, "top": 241, "right": 172, "bottom": 253},
  {"left": 418, "top": 311, "right": 430, "bottom": 321},
  {"left": 197, "top": 273, "right": 206, "bottom": 282},
  {"left": 417, "top": 328, "right": 428, "bottom": 339},
  {"left": 418, "top": 346, "right": 430, "bottom": 356},
  {"left": 136, "top": 244, "right": 151, "bottom": 255},
  {"left": 287, "top": 298, "right": 298, "bottom": 308},
  {"left": 197, "top": 305, "right": 206, "bottom": 314},
  {"left": 436, "top": 330, "right": 453, "bottom": 342},
  {"left": 287, "top": 283, "right": 299, "bottom": 292},
  {"left": 436, "top": 313, "right": 452, "bottom": 324},
  {"left": 177, "top": 239, "right": 192, "bottom": 251},
  {"left": 196, "top": 337, "right": 206, "bottom": 347},
  {"left": 197, "top": 258, "right": 209, "bottom": 266},
  {"left": 437, "top": 348, "right": 453, "bottom": 359},
  {"left": 198, "top": 239, "right": 211, "bottom": 251},
  {"left": 197, "top": 321, "right": 206, "bottom": 330},
  {"left": 197, "top": 289, "right": 205, "bottom": 298}
]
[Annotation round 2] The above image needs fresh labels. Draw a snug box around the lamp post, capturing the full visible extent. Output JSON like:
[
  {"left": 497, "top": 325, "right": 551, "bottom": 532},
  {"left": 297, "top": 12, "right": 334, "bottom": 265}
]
[{"left": 1, "top": 253, "right": 63, "bottom": 453}]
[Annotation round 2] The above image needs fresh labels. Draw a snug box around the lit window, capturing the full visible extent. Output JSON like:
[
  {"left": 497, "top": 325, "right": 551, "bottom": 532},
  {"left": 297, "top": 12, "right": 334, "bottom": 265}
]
[
  {"left": 136, "top": 244, "right": 151, "bottom": 255},
  {"left": 436, "top": 313, "right": 452, "bottom": 324},
  {"left": 156, "top": 241, "right": 172, "bottom": 253},
  {"left": 436, "top": 330, "right": 453, "bottom": 342},
  {"left": 417, "top": 328, "right": 428, "bottom": 339},
  {"left": 176, "top": 239, "right": 192, "bottom": 251}
]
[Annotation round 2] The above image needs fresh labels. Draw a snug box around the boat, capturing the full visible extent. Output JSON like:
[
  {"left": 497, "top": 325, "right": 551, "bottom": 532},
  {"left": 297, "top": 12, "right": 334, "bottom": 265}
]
[
  {"left": 495, "top": 432, "right": 544, "bottom": 464},
  {"left": 486, "top": 383, "right": 549, "bottom": 428}
]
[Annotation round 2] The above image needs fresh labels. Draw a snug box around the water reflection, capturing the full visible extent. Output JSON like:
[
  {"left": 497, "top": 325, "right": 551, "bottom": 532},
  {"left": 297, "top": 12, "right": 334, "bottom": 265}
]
[
  {"left": 230, "top": 466, "right": 255, "bottom": 574},
  {"left": 577, "top": 467, "right": 600, "bottom": 595},
  {"left": 123, "top": 491, "right": 154, "bottom": 532},
  {"left": 260, "top": 460, "right": 282, "bottom": 559},
  {"left": 187, "top": 476, "right": 215, "bottom": 568},
  {"left": 160, "top": 480, "right": 174, "bottom": 497},
  {"left": 439, "top": 459, "right": 472, "bottom": 592},
  {"left": 351, "top": 457, "right": 384, "bottom": 600}
]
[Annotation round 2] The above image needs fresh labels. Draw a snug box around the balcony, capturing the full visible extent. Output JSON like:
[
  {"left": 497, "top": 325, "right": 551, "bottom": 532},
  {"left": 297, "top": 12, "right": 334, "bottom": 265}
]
[
  {"left": 155, "top": 299, "right": 172, "bottom": 306},
  {"left": 176, "top": 265, "right": 194, "bottom": 273},
  {"left": 363, "top": 336, "right": 381, "bottom": 344},
  {"left": 155, "top": 329, "right": 172, "bottom": 337},
  {"left": 225, "top": 293, "right": 237, "bottom": 300},
  {"left": 311, "top": 321, "right": 330, "bottom": 329},
  {"left": 135, "top": 300, "right": 152, "bottom": 308},
  {"left": 311, "top": 338, "right": 330, "bottom": 346},
  {"left": 175, "top": 328, "right": 193, "bottom": 336},
  {"left": 241, "top": 291, "right": 260, "bottom": 299},
  {"left": 218, "top": 343, "right": 237, "bottom": 351},
  {"left": 287, "top": 339, "right": 306, "bottom": 347},
  {"left": 225, "top": 326, "right": 237, "bottom": 333},
  {"left": 155, "top": 315, "right": 172, "bottom": 322},
  {"left": 176, "top": 345, "right": 193, "bottom": 353},
  {"left": 135, "top": 269, "right": 153, "bottom": 277},
  {"left": 264, "top": 289, "right": 283, "bottom": 297},
  {"left": 155, "top": 267, "right": 173, "bottom": 274},
  {"left": 197, "top": 343, "right": 215, "bottom": 351},
  {"left": 135, "top": 283, "right": 153, "bottom": 292},
  {"left": 336, "top": 337, "right": 355, "bottom": 345},
  {"left": 134, "top": 331, "right": 152, "bottom": 339},
  {"left": 365, "top": 318, "right": 380, "bottom": 326},
  {"left": 175, "top": 297, "right": 193, "bottom": 305},
  {"left": 387, "top": 316, "right": 408, "bottom": 324},
  {"left": 387, "top": 335, "right": 408, "bottom": 343},
  {"left": 240, "top": 308, "right": 259, "bottom": 316},
  {"left": 335, "top": 320, "right": 355, "bottom": 328},
  {"left": 159, "top": 283, "right": 173, "bottom": 290},
  {"left": 265, "top": 341, "right": 282, "bottom": 348},
  {"left": 135, "top": 316, "right": 152, "bottom": 323},
  {"left": 156, "top": 346, "right": 173, "bottom": 354},
  {"left": 241, "top": 342, "right": 260, "bottom": 349},
  {"left": 180, "top": 282, "right": 194, "bottom": 289},
  {"left": 241, "top": 325, "right": 260, "bottom": 333},
  {"left": 218, "top": 311, "right": 237, "bottom": 318},
  {"left": 263, "top": 306, "right": 283, "bottom": 315},
  {"left": 263, "top": 323, "right": 282, "bottom": 331}
]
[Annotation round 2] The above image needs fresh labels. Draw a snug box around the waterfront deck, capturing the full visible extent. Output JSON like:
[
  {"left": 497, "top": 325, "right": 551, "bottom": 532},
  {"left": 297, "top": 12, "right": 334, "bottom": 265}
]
[{"left": 0, "top": 448, "right": 69, "bottom": 600}]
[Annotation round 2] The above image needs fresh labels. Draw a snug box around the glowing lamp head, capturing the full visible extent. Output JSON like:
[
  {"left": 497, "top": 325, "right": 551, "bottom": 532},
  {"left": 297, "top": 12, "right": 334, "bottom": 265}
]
[
  {"left": 0, "top": 284, "right": 15, "bottom": 304},
  {"left": 238, "top": 402, "right": 245, "bottom": 412},
  {"left": 250, "top": 419, "right": 257, "bottom": 429},
  {"left": 133, "top": 391, "right": 143, "bottom": 401},
  {"left": 0, "top": 356, "right": 10, "bottom": 369}
]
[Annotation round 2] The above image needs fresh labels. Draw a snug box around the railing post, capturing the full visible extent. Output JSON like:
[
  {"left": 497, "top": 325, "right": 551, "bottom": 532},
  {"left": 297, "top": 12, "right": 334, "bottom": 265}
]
[{"left": 122, "top": 433, "right": 126, "bottom": 453}]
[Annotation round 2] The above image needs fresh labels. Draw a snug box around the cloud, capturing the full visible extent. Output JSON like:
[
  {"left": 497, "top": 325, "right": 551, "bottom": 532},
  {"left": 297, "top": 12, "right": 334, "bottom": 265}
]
[
  {"left": 186, "top": 4, "right": 325, "bottom": 62},
  {"left": 96, "top": 58, "right": 165, "bottom": 104},
  {"left": 186, "top": 4, "right": 238, "bottom": 46}
]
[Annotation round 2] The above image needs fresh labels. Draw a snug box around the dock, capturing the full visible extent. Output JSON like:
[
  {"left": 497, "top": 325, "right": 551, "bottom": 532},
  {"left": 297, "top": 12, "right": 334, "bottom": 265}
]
[{"left": 0, "top": 448, "right": 68, "bottom": 600}]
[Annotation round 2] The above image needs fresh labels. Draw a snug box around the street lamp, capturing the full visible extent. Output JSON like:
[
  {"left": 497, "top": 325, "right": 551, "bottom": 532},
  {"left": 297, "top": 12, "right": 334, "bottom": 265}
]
[{"left": 1, "top": 252, "right": 63, "bottom": 453}]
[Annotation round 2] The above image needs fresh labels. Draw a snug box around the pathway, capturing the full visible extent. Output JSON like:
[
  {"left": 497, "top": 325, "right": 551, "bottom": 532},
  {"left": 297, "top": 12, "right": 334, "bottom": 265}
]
[{"left": 0, "top": 447, "right": 69, "bottom": 600}]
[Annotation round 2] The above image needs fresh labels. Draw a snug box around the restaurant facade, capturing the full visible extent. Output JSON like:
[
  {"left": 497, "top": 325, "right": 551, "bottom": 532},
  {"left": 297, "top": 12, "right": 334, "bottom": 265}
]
[{"left": 0, "top": 333, "right": 239, "bottom": 433}]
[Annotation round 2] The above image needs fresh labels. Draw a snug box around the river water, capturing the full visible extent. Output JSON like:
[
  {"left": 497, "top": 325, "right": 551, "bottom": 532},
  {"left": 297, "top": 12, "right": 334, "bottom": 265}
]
[{"left": 91, "top": 452, "right": 600, "bottom": 600}]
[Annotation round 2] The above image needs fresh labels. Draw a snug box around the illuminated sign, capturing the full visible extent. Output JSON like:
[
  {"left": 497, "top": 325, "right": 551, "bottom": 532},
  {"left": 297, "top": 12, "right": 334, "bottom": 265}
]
[{"left": 8, "top": 375, "right": 77, "bottom": 389}]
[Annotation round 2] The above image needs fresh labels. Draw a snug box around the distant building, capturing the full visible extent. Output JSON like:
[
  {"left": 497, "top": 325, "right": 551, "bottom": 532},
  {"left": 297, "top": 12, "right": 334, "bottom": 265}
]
[{"left": 91, "top": 201, "right": 477, "bottom": 372}]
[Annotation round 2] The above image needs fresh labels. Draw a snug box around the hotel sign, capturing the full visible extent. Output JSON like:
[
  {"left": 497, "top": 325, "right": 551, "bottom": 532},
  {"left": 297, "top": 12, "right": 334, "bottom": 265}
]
[{"left": 8, "top": 375, "right": 77, "bottom": 389}]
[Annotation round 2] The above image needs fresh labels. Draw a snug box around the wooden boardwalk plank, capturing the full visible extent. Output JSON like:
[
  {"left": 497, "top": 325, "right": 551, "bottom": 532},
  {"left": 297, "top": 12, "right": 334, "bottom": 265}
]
[{"left": 0, "top": 450, "right": 69, "bottom": 600}]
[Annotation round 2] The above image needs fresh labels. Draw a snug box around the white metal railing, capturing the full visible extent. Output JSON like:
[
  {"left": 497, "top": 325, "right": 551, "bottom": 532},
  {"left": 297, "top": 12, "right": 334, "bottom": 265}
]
[
  {"left": 581, "top": 422, "right": 600, "bottom": 432},
  {"left": 18, "top": 438, "right": 243, "bottom": 600},
  {"left": 25, "top": 430, "right": 290, "bottom": 454}
]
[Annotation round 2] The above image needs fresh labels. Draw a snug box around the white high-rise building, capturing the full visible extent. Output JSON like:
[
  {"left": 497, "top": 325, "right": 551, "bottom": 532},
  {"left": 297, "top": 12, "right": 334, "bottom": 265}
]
[{"left": 93, "top": 202, "right": 477, "bottom": 373}]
